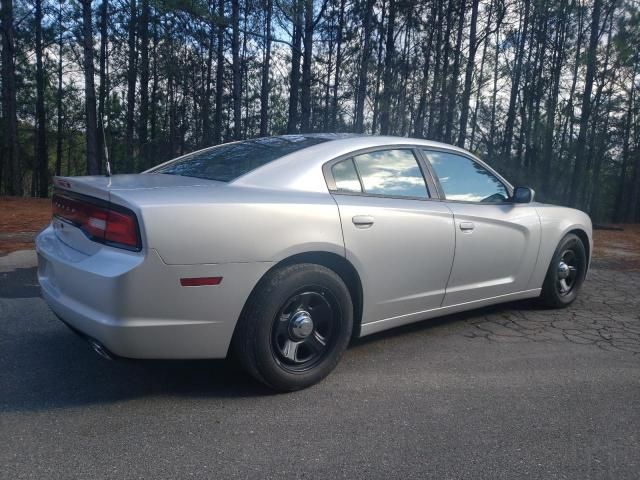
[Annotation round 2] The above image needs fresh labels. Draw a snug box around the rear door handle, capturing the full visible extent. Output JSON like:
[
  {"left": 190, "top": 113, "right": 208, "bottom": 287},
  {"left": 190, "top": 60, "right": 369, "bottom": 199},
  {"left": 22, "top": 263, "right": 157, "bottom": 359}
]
[
  {"left": 459, "top": 221, "right": 475, "bottom": 231},
  {"left": 352, "top": 215, "right": 375, "bottom": 228}
]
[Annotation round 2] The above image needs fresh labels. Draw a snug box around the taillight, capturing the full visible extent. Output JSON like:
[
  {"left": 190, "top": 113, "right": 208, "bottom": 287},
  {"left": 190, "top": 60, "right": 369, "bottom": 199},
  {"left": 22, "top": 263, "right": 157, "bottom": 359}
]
[{"left": 52, "top": 192, "right": 141, "bottom": 251}]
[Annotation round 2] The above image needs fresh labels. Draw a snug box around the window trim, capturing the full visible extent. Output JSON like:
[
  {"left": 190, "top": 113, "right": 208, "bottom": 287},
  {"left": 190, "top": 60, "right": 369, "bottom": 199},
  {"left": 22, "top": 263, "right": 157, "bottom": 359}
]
[
  {"left": 322, "top": 145, "right": 439, "bottom": 201},
  {"left": 417, "top": 147, "right": 514, "bottom": 205}
]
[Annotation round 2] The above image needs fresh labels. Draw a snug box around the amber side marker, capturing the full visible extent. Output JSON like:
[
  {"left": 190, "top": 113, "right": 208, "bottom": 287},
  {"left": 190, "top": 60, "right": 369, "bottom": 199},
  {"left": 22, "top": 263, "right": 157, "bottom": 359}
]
[{"left": 180, "top": 277, "right": 223, "bottom": 287}]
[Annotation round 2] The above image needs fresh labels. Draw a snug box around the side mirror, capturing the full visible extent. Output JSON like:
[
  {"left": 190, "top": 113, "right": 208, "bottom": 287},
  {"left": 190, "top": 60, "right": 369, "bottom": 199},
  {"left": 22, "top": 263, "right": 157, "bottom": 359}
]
[{"left": 512, "top": 186, "right": 535, "bottom": 204}]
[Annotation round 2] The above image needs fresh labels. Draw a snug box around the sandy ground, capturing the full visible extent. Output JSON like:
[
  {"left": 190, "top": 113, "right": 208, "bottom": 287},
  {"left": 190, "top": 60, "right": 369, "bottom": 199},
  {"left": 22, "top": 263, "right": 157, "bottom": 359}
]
[{"left": 0, "top": 196, "right": 51, "bottom": 255}]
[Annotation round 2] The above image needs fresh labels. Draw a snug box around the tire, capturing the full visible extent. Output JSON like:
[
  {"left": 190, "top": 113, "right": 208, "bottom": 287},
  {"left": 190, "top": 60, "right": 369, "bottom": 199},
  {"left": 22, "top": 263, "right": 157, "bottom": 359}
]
[
  {"left": 539, "top": 233, "right": 587, "bottom": 308},
  {"left": 232, "top": 263, "right": 353, "bottom": 391}
]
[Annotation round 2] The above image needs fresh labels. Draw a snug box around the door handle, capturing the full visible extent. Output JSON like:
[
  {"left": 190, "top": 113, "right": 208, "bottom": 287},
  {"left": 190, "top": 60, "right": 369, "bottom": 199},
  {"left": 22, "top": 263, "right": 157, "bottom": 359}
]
[
  {"left": 352, "top": 215, "right": 375, "bottom": 228},
  {"left": 459, "top": 221, "right": 475, "bottom": 231}
]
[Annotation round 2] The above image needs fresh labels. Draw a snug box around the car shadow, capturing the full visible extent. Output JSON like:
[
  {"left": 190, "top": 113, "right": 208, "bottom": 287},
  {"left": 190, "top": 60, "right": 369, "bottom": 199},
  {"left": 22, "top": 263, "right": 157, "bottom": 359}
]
[
  {"left": 0, "top": 326, "right": 274, "bottom": 413},
  {"left": 1, "top": 265, "right": 542, "bottom": 413}
]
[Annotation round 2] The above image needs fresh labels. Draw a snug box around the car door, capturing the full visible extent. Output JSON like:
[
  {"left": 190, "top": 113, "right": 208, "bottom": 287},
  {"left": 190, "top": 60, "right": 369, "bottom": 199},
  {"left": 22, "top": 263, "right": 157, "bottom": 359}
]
[
  {"left": 421, "top": 149, "right": 541, "bottom": 307},
  {"left": 325, "top": 147, "right": 455, "bottom": 325}
]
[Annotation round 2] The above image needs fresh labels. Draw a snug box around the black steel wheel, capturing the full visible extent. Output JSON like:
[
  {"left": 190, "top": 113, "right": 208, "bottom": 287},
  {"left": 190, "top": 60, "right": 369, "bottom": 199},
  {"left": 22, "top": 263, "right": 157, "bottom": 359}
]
[
  {"left": 271, "top": 290, "right": 342, "bottom": 372},
  {"left": 556, "top": 249, "right": 580, "bottom": 297},
  {"left": 540, "top": 233, "right": 587, "bottom": 308},
  {"left": 233, "top": 263, "right": 353, "bottom": 391}
]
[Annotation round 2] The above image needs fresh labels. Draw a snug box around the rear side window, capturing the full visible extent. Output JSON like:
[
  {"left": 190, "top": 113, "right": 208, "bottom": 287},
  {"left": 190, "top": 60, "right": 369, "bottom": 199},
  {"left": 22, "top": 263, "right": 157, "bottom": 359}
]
[
  {"left": 352, "top": 149, "right": 428, "bottom": 199},
  {"left": 149, "top": 135, "right": 332, "bottom": 182},
  {"left": 424, "top": 150, "right": 509, "bottom": 203},
  {"left": 332, "top": 159, "right": 362, "bottom": 193}
]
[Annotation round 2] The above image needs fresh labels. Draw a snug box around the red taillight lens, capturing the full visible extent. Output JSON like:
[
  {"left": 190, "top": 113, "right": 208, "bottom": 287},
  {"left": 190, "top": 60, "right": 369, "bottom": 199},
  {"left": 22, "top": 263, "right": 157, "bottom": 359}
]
[
  {"left": 105, "top": 210, "right": 139, "bottom": 248},
  {"left": 52, "top": 193, "right": 141, "bottom": 251}
]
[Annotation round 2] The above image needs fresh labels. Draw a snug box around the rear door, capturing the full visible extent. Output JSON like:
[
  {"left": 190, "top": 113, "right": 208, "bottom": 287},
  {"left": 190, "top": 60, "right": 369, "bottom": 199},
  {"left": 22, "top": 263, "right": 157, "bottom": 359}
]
[
  {"left": 326, "top": 147, "right": 455, "bottom": 325},
  {"left": 421, "top": 149, "right": 540, "bottom": 306}
]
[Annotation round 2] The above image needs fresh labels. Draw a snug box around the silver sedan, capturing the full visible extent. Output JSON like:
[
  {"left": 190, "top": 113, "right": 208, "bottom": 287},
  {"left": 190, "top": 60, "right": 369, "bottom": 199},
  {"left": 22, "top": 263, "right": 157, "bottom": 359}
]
[{"left": 37, "top": 134, "right": 592, "bottom": 390}]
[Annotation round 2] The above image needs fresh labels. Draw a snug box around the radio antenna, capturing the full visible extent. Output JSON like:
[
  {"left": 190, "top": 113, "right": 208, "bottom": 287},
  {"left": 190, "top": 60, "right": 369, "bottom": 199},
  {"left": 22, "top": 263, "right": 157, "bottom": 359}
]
[{"left": 102, "top": 117, "right": 112, "bottom": 177}]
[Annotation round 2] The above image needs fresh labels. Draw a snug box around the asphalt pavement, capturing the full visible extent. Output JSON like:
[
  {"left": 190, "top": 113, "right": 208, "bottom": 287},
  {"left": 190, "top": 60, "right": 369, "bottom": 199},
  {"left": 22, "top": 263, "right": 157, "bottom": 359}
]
[{"left": 1, "top": 251, "right": 638, "bottom": 479}]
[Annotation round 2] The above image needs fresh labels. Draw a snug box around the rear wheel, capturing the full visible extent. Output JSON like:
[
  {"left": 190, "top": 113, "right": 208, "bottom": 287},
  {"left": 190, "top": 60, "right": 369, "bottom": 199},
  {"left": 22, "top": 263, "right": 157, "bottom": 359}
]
[
  {"left": 539, "top": 233, "right": 587, "bottom": 308},
  {"left": 233, "top": 263, "right": 353, "bottom": 391}
]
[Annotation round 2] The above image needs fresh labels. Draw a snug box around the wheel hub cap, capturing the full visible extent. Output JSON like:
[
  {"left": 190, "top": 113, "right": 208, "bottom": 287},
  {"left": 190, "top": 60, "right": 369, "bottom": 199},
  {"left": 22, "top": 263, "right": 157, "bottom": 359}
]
[
  {"left": 558, "top": 261, "right": 570, "bottom": 279},
  {"left": 289, "top": 311, "right": 314, "bottom": 339}
]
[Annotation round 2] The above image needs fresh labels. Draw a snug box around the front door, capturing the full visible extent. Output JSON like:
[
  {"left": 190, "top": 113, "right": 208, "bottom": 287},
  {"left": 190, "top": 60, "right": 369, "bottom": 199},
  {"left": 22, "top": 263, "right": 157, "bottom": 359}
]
[{"left": 421, "top": 149, "right": 541, "bottom": 306}]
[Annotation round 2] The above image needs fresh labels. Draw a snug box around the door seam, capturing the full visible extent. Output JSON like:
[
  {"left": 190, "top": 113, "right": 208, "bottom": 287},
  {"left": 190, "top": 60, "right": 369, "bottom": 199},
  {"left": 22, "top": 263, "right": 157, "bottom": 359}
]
[{"left": 441, "top": 202, "right": 457, "bottom": 307}]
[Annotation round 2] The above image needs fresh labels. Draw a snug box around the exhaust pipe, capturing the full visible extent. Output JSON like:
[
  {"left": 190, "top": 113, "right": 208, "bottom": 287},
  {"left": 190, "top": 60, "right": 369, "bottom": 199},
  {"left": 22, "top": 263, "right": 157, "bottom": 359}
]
[
  {"left": 55, "top": 314, "right": 117, "bottom": 360},
  {"left": 88, "top": 339, "right": 114, "bottom": 360}
]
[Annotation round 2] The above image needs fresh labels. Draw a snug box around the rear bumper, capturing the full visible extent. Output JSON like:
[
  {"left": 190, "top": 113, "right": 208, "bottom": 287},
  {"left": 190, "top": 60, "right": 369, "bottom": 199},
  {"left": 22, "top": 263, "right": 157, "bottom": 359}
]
[{"left": 37, "top": 225, "right": 272, "bottom": 359}]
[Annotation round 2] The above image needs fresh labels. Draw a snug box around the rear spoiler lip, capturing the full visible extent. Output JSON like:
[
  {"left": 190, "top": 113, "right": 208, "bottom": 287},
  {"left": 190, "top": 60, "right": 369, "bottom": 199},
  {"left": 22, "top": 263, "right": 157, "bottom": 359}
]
[{"left": 52, "top": 175, "right": 112, "bottom": 202}]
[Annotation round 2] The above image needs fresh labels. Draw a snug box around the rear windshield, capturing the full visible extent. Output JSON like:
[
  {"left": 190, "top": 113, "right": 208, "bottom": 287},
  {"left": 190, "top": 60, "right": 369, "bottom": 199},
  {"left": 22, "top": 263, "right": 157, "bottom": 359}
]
[{"left": 148, "top": 135, "right": 333, "bottom": 182}]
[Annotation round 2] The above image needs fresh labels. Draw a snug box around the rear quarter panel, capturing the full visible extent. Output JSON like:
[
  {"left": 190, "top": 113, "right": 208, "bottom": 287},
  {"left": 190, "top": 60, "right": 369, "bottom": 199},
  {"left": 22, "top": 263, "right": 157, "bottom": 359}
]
[{"left": 110, "top": 185, "right": 345, "bottom": 265}]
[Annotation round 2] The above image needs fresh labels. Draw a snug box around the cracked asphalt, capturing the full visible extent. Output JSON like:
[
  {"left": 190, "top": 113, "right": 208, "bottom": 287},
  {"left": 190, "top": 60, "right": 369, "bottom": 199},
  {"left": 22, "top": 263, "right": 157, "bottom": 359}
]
[{"left": 1, "top": 253, "right": 638, "bottom": 479}]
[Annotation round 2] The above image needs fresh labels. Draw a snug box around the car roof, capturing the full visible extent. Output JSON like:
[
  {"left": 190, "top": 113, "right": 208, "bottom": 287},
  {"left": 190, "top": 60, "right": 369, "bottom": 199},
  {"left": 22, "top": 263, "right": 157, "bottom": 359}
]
[
  {"left": 252, "top": 133, "right": 472, "bottom": 155},
  {"left": 231, "top": 134, "right": 485, "bottom": 193}
]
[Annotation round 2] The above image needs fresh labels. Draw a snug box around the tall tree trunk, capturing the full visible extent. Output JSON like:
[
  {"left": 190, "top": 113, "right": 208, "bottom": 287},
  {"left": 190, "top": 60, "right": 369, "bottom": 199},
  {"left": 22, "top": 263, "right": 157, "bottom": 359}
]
[
  {"left": 413, "top": 2, "right": 437, "bottom": 138},
  {"left": 616, "top": 61, "right": 637, "bottom": 222},
  {"left": 330, "top": 0, "right": 346, "bottom": 130},
  {"left": 241, "top": 0, "right": 249, "bottom": 137},
  {"left": 628, "top": 145, "right": 640, "bottom": 222},
  {"left": 300, "top": 0, "right": 314, "bottom": 132},
  {"left": 470, "top": 0, "right": 496, "bottom": 151},
  {"left": 149, "top": 18, "right": 158, "bottom": 146},
  {"left": 487, "top": 16, "right": 501, "bottom": 162},
  {"left": 124, "top": 0, "right": 137, "bottom": 172},
  {"left": 231, "top": 0, "right": 242, "bottom": 139},
  {"left": 259, "top": 0, "right": 273, "bottom": 136},
  {"left": 379, "top": 0, "right": 396, "bottom": 135},
  {"left": 371, "top": 0, "right": 387, "bottom": 134},
  {"left": 427, "top": 0, "right": 443, "bottom": 138},
  {"left": 559, "top": 4, "right": 585, "bottom": 195},
  {"left": 35, "top": 0, "right": 48, "bottom": 197},
  {"left": 323, "top": 8, "right": 333, "bottom": 131},
  {"left": 98, "top": 0, "right": 108, "bottom": 174},
  {"left": 354, "top": 0, "right": 375, "bottom": 133},
  {"left": 582, "top": 9, "right": 614, "bottom": 208},
  {"left": 502, "top": 0, "right": 531, "bottom": 162},
  {"left": 214, "top": 0, "right": 225, "bottom": 144},
  {"left": 457, "top": 0, "right": 479, "bottom": 148},
  {"left": 397, "top": 4, "right": 414, "bottom": 136},
  {"left": 201, "top": 3, "right": 214, "bottom": 144},
  {"left": 287, "top": 0, "right": 303, "bottom": 133},
  {"left": 55, "top": 0, "right": 64, "bottom": 177},
  {"left": 436, "top": 0, "right": 454, "bottom": 139},
  {"left": 80, "top": 0, "right": 100, "bottom": 175},
  {"left": 444, "top": 0, "right": 466, "bottom": 143},
  {"left": 1, "top": 0, "right": 20, "bottom": 194},
  {"left": 138, "top": 0, "right": 150, "bottom": 165},
  {"left": 568, "top": 0, "right": 602, "bottom": 208},
  {"left": 541, "top": 0, "right": 568, "bottom": 194}
]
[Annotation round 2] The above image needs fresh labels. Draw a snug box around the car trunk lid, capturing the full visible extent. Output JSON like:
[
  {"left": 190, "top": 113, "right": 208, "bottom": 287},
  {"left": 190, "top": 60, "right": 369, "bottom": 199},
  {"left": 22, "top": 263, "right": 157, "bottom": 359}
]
[{"left": 51, "top": 174, "right": 223, "bottom": 254}]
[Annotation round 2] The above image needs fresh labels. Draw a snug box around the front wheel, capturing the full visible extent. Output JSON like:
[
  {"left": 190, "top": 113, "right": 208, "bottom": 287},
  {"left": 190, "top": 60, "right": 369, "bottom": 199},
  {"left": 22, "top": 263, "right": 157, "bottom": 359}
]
[
  {"left": 232, "top": 263, "right": 353, "bottom": 391},
  {"left": 539, "top": 233, "right": 587, "bottom": 308}
]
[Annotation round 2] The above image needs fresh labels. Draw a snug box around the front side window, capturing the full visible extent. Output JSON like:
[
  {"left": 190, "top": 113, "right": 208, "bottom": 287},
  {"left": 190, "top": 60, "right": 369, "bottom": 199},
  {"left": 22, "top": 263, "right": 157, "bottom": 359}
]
[
  {"left": 351, "top": 149, "right": 429, "bottom": 199},
  {"left": 424, "top": 151, "right": 509, "bottom": 203}
]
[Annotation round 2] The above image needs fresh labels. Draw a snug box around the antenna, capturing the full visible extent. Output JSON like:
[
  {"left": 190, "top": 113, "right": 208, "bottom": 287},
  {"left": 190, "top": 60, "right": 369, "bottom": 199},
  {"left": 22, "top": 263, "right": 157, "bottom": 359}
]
[{"left": 102, "top": 117, "right": 112, "bottom": 177}]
